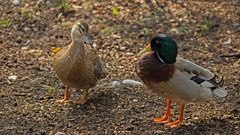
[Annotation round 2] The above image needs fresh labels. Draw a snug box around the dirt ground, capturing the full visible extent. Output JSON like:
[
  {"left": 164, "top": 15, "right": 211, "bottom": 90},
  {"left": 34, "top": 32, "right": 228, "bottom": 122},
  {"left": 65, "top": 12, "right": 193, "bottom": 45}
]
[{"left": 0, "top": 0, "right": 239, "bottom": 134}]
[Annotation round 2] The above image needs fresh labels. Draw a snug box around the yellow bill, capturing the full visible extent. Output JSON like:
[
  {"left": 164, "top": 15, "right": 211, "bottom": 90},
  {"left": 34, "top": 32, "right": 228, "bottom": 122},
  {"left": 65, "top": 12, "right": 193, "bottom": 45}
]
[{"left": 138, "top": 44, "right": 152, "bottom": 55}]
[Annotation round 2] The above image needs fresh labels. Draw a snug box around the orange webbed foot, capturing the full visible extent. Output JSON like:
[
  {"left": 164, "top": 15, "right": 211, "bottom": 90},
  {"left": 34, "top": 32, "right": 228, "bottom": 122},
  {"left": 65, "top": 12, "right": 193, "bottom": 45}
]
[
  {"left": 165, "top": 120, "right": 182, "bottom": 128},
  {"left": 165, "top": 104, "right": 185, "bottom": 128},
  {"left": 153, "top": 99, "right": 172, "bottom": 123},
  {"left": 153, "top": 114, "right": 171, "bottom": 123},
  {"left": 56, "top": 98, "right": 70, "bottom": 103},
  {"left": 56, "top": 86, "right": 70, "bottom": 104}
]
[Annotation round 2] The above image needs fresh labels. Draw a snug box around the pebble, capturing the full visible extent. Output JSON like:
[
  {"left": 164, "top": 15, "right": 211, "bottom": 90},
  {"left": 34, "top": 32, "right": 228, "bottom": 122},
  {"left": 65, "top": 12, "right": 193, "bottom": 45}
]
[
  {"left": 133, "top": 99, "right": 138, "bottom": 102},
  {"left": 110, "top": 81, "right": 121, "bottom": 88},
  {"left": 122, "top": 79, "right": 143, "bottom": 86},
  {"left": 23, "top": 27, "right": 30, "bottom": 32},
  {"left": 93, "top": 43, "right": 97, "bottom": 48},
  {"left": 8, "top": 75, "right": 18, "bottom": 80},
  {"left": 193, "top": 117, "right": 199, "bottom": 120},
  {"left": 223, "top": 38, "right": 231, "bottom": 45},
  {"left": 120, "top": 46, "right": 126, "bottom": 51},
  {"left": 12, "top": 0, "right": 19, "bottom": 5},
  {"left": 55, "top": 132, "right": 65, "bottom": 135},
  {"left": 21, "top": 46, "right": 29, "bottom": 50}
]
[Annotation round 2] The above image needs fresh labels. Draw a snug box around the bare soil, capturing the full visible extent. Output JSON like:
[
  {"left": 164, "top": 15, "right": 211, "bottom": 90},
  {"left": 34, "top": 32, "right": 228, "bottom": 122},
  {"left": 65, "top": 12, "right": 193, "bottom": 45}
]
[{"left": 0, "top": 0, "right": 239, "bottom": 135}]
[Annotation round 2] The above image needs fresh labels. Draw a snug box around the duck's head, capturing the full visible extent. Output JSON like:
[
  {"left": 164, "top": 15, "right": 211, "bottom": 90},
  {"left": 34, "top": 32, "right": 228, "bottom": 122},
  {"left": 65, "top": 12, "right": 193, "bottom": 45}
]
[
  {"left": 71, "top": 20, "right": 93, "bottom": 45},
  {"left": 139, "top": 34, "right": 178, "bottom": 64}
]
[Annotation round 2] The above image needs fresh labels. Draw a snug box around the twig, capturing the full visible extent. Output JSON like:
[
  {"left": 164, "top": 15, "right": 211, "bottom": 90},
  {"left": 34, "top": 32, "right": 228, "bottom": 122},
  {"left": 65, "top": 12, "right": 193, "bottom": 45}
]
[
  {"left": 220, "top": 53, "right": 240, "bottom": 58},
  {"left": 13, "top": 93, "right": 28, "bottom": 96}
]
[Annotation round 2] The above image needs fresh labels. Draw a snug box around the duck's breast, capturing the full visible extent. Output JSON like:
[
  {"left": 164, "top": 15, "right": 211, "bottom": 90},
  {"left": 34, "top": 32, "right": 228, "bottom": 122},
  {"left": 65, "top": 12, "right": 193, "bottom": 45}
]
[
  {"left": 136, "top": 52, "right": 175, "bottom": 96},
  {"left": 137, "top": 52, "right": 175, "bottom": 83}
]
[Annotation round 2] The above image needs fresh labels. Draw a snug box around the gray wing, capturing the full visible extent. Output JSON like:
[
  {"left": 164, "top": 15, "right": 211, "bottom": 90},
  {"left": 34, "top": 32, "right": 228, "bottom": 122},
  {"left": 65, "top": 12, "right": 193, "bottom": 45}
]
[{"left": 175, "top": 57, "right": 214, "bottom": 80}]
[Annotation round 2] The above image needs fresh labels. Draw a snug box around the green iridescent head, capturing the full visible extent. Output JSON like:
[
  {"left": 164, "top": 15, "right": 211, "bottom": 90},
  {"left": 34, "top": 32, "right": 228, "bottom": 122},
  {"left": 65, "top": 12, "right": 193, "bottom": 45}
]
[{"left": 139, "top": 34, "right": 178, "bottom": 64}]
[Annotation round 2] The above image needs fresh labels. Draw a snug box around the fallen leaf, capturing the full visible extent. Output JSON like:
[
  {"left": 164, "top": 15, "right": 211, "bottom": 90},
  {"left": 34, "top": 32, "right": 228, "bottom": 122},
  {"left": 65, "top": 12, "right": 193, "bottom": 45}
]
[
  {"left": 52, "top": 47, "right": 62, "bottom": 54},
  {"left": 41, "top": 85, "right": 55, "bottom": 94},
  {"left": 112, "top": 7, "right": 118, "bottom": 16}
]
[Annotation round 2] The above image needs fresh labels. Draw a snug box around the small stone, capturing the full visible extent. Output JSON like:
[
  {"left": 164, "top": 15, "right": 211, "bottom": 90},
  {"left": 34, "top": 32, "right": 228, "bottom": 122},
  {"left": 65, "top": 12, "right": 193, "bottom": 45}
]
[
  {"left": 12, "top": 0, "right": 19, "bottom": 5},
  {"left": 36, "top": 12, "right": 41, "bottom": 16},
  {"left": 120, "top": 46, "right": 126, "bottom": 51},
  {"left": 8, "top": 75, "right": 18, "bottom": 80},
  {"left": 21, "top": 46, "right": 29, "bottom": 50},
  {"left": 122, "top": 79, "right": 143, "bottom": 86},
  {"left": 112, "top": 34, "right": 121, "bottom": 39},
  {"left": 110, "top": 81, "right": 121, "bottom": 88},
  {"left": 55, "top": 132, "right": 65, "bottom": 135},
  {"left": 193, "top": 117, "right": 198, "bottom": 120},
  {"left": 133, "top": 99, "right": 138, "bottom": 102},
  {"left": 126, "top": 52, "right": 133, "bottom": 56},
  {"left": 23, "top": 27, "right": 30, "bottom": 32},
  {"left": 223, "top": 38, "right": 231, "bottom": 45},
  {"left": 93, "top": 43, "right": 97, "bottom": 48}
]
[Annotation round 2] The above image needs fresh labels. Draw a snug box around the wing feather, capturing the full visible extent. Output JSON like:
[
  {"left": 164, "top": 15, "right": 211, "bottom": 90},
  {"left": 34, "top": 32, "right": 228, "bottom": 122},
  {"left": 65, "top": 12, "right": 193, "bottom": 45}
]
[{"left": 175, "top": 57, "right": 214, "bottom": 80}]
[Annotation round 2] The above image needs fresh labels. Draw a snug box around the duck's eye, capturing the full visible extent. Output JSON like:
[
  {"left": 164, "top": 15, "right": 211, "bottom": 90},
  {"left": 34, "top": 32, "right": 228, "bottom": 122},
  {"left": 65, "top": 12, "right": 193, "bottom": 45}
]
[
  {"left": 77, "top": 24, "right": 86, "bottom": 34},
  {"left": 153, "top": 39, "right": 161, "bottom": 46}
]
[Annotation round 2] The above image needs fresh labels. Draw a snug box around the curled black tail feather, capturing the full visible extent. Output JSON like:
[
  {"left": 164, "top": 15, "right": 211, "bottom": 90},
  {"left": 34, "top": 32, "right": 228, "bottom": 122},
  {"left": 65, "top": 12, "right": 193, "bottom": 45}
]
[{"left": 210, "top": 75, "right": 224, "bottom": 87}]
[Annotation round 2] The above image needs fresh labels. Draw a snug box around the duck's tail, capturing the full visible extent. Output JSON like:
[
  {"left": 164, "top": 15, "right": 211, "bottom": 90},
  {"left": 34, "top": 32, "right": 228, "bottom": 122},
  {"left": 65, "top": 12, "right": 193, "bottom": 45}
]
[
  {"left": 209, "top": 76, "right": 227, "bottom": 97},
  {"left": 191, "top": 75, "right": 227, "bottom": 97}
]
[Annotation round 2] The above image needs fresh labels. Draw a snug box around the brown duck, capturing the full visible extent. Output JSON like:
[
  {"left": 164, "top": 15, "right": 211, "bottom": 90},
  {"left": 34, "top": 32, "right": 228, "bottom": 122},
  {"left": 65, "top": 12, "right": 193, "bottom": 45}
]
[{"left": 53, "top": 20, "right": 107, "bottom": 104}]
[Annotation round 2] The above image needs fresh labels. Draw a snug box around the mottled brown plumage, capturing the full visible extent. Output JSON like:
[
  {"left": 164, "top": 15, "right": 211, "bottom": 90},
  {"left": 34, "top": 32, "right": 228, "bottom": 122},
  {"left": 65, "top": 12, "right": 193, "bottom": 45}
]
[{"left": 53, "top": 20, "right": 107, "bottom": 104}]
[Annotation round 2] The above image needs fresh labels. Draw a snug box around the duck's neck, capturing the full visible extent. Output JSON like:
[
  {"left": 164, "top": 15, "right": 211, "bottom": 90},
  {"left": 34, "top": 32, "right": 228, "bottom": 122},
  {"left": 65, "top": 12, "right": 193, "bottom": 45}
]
[
  {"left": 153, "top": 52, "right": 176, "bottom": 64},
  {"left": 153, "top": 52, "right": 165, "bottom": 64},
  {"left": 68, "top": 35, "right": 86, "bottom": 61}
]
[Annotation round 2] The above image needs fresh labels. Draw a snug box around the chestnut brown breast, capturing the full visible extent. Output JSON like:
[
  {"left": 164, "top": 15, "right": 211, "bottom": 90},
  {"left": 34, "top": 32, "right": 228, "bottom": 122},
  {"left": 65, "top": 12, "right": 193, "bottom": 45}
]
[{"left": 136, "top": 52, "right": 175, "bottom": 83}]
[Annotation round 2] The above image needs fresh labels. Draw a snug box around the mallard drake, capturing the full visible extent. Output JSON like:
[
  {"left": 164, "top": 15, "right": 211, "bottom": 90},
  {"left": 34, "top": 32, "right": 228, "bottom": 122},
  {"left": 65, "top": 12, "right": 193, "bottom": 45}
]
[
  {"left": 136, "top": 34, "right": 227, "bottom": 128},
  {"left": 53, "top": 20, "right": 107, "bottom": 104}
]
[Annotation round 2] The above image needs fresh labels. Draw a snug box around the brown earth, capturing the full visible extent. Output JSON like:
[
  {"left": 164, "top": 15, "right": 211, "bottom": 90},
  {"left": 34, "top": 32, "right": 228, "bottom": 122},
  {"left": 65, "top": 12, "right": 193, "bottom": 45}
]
[{"left": 0, "top": 0, "right": 239, "bottom": 134}]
